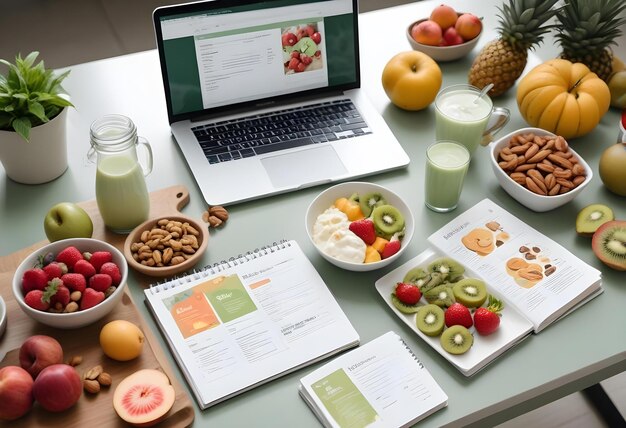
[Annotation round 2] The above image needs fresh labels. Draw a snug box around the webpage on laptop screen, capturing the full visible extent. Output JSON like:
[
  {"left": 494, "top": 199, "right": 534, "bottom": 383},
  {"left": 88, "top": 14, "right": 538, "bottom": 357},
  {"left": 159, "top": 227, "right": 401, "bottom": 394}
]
[{"left": 159, "top": 0, "right": 356, "bottom": 116}]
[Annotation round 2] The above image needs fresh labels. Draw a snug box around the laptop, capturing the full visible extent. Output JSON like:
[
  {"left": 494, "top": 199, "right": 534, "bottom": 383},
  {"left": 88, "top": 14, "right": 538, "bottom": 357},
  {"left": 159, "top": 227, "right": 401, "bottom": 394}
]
[{"left": 153, "top": 0, "right": 409, "bottom": 206}]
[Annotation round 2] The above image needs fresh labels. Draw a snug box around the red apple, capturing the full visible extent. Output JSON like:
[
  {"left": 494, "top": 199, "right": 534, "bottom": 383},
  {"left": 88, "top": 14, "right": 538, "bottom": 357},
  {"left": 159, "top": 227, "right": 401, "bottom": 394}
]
[
  {"left": 0, "top": 366, "right": 34, "bottom": 421},
  {"left": 288, "top": 57, "right": 300, "bottom": 70},
  {"left": 32, "top": 364, "right": 82, "bottom": 412},
  {"left": 296, "top": 62, "right": 307, "bottom": 73},
  {"left": 19, "top": 335, "right": 64, "bottom": 379},
  {"left": 443, "top": 27, "right": 464, "bottom": 46},
  {"left": 305, "top": 25, "right": 316, "bottom": 37},
  {"left": 281, "top": 32, "right": 297, "bottom": 47}
]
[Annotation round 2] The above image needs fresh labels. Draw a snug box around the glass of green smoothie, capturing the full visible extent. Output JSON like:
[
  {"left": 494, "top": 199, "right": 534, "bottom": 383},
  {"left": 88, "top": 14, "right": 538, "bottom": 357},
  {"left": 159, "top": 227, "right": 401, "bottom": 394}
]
[
  {"left": 424, "top": 141, "right": 470, "bottom": 212},
  {"left": 435, "top": 84, "right": 510, "bottom": 156}
]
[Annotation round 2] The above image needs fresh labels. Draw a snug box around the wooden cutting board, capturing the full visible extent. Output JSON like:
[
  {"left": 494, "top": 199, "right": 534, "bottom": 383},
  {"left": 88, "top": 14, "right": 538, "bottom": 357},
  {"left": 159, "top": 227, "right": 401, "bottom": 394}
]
[{"left": 0, "top": 185, "right": 197, "bottom": 427}]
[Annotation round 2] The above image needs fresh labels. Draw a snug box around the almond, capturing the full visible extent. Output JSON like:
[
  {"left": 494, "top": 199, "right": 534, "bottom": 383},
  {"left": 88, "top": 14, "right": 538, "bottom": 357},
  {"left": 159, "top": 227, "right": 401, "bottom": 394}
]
[
  {"left": 84, "top": 365, "right": 103, "bottom": 380},
  {"left": 83, "top": 379, "right": 101, "bottom": 394},
  {"left": 97, "top": 372, "right": 112, "bottom": 387}
]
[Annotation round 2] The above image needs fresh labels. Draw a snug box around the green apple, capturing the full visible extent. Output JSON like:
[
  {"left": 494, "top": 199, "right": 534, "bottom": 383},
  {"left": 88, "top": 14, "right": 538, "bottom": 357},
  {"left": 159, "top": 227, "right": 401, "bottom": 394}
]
[
  {"left": 608, "top": 70, "right": 626, "bottom": 108},
  {"left": 44, "top": 202, "right": 94, "bottom": 242}
]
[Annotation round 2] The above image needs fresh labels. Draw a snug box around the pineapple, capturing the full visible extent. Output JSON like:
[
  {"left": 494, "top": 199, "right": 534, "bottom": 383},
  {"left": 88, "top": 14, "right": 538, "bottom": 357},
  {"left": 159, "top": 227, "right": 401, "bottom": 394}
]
[
  {"left": 556, "top": 0, "right": 626, "bottom": 82},
  {"left": 468, "top": 0, "right": 560, "bottom": 97}
]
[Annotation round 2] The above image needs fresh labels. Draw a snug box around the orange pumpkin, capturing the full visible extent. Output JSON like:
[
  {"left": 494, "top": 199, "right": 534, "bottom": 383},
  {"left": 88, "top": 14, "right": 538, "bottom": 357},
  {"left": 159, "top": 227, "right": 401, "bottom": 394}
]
[{"left": 516, "top": 59, "right": 610, "bottom": 139}]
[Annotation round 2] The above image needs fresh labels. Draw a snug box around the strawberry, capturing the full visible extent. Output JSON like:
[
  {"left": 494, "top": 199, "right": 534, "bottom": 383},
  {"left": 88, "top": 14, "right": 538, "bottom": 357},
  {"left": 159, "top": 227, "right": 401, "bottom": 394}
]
[
  {"left": 473, "top": 295, "right": 504, "bottom": 335},
  {"left": 99, "top": 262, "right": 121, "bottom": 286},
  {"left": 445, "top": 303, "right": 473, "bottom": 328},
  {"left": 24, "top": 289, "right": 50, "bottom": 311},
  {"left": 80, "top": 288, "right": 105, "bottom": 310},
  {"left": 86, "top": 251, "right": 112, "bottom": 272},
  {"left": 61, "top": 273, "right": 86, "bottom": 293},
  {"left": 43, "top": 278, "right": 70, "bottom": 308},
  {"left": 22, "top": 268, "right": 49, "bottom": 293},
  {"left": 43, "top": 262, "right": 66, "bottom": 281},
  {"left": 89, "top": 273, "right": 112, "bottom": 292},
  {"left": 73, "top": 259, "right": 96, "bottom": 278},
  {"left": 349, "top": 219, "right": 376, "bottom": 245},
  {"left": 55, "top": 246, "right": 83, "bottom": 269},
  {"left": 394, "top": 282, "right": 422, "bottom": 305},
  {"left": 381, "top": 240, "right": 401, "bottom": 259}
]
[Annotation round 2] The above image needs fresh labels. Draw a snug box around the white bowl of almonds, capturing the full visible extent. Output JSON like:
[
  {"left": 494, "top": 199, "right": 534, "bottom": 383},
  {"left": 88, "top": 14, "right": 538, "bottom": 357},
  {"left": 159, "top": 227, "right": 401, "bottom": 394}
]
[
  {"left": 490, "top": 127, "right": 592, "bottom": 212},
  {"left": 123, "top": 214, "right": 208, "bottom": 277}
]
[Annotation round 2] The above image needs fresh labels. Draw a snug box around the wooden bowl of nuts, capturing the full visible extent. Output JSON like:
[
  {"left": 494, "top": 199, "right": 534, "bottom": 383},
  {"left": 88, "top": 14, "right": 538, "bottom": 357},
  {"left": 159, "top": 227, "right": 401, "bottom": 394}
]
[
  {"left": 123, "top": 214, "right": 209, "bottom": 277},
  {"left": 490, "top": 127, "right": 592, "bottom": 212}
]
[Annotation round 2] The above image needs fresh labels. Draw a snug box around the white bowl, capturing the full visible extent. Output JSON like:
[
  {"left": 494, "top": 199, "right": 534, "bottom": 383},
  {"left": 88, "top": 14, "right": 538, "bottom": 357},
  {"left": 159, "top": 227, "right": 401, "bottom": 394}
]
[
  {"left": 305, "top": 182, "right": 414, "bottom": 272},
  {"left": 490, "top": 127, "right": 593, "bottom": 212},
  {"left": 406, "top": 16, "right": 482, "bottom": 62},
  {"left": 0, "top": 296, "right": 7, "bottom": 338},
  {"left": 12, "top": 238, "right": 128, "bottom": 329}
]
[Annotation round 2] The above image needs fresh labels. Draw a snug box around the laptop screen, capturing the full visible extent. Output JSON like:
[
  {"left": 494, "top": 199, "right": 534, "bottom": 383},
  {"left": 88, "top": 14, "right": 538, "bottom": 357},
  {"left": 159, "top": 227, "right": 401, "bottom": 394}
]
[{"left": 154, "top": 0, "right": 360, "bottom": 124}]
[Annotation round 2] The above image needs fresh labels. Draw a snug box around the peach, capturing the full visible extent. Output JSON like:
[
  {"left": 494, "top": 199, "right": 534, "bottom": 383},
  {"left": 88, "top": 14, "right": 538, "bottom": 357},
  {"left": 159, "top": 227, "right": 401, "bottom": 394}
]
[
  {"left": 411, "top": 20, "right": 443, "bottom": 46},
  {"left": 430, "top": 4, "right": 458, "bottom": 30},
  {"left": 455, "top": 13, "right": 482, "bottom": 41},
  {"left": 100, "top": 320, "right": 145, "bottom": 361}
]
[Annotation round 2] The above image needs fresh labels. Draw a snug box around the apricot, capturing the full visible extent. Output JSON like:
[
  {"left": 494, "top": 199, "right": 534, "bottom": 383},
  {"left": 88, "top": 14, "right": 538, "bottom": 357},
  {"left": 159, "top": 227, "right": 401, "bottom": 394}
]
[
  {"left": 411, "top": 20, "right": 443, "bottom": 46},
  {"left": 455, "top": 13, "right": 482, "bottom": 41},
  {"left": 430, "top": 4, "right": 458, "bottom": 30},
  {"left": 100, "top": 320, "right": 145, "bottom": 361},
  {"left": 443, "top": 27, "right": 464, "bottom": 46}
]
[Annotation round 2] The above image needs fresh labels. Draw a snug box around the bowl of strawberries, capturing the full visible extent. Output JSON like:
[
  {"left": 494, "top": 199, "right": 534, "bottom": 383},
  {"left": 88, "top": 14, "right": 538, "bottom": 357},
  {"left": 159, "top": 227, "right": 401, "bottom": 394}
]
[
  {"left": 11, "top": 238, "right": 128, "bottom": 329},
  {"left": 305, "top": 182, "right": 414, "bottom": 272}
]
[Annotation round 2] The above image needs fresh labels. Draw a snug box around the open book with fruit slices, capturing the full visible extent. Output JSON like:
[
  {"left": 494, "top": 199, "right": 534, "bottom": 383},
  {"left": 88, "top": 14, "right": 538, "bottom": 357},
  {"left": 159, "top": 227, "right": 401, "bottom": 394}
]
[{"left": 375, "top": 248, "right": 534, "bottom": 376}]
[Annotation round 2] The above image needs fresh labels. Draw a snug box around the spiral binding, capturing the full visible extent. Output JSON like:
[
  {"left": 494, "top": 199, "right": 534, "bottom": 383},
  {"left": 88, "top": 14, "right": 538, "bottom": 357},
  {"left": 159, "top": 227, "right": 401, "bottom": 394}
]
[
  {"left": 398, "top": 337, "right": 424, "bottom": 369},
  {"left": 149, "top": 240, "right": 291, "bottom": 294}
]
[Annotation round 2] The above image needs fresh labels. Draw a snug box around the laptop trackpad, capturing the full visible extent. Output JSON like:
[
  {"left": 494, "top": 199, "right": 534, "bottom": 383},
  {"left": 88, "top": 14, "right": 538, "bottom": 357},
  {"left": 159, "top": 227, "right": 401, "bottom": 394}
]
[{"left": 261, "top": 146, "right": 347, "bottom": 188}]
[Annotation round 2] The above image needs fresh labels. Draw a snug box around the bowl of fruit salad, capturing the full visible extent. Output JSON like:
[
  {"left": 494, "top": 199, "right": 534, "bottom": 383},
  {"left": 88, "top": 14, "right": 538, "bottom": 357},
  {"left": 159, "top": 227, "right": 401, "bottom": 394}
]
[
  {"left": 305, "top": 182, "right": 414, "bottom": 271},
  {"left": 12, "top": 238, "right": 128, "bottom": 329}
]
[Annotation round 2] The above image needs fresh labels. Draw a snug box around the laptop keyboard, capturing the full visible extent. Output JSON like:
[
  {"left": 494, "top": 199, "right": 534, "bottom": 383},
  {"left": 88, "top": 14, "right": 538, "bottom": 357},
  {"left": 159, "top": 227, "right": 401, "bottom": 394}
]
[{"left": 191, "top": 99, "right": 371, "bottom": 164}]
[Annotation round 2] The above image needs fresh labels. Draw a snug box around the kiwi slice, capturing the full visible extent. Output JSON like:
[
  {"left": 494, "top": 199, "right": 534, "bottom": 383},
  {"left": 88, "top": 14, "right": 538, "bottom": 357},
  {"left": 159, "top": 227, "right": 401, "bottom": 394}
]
[
  {"left": 424, "top": 285, "right": 455, "bottom": 308},
  {"left": 452, "top": 278, "right": 488, "bottom": 308},
  {"left": 591, "top": 220, "right": 626, "bottom": 271},
  {"left": 416, "top": 304, "right": 445, "bottom": 337},
  {"left": 576, "top": 204, "right": 615, "bottom": 237},
  {"left": 348, "top": 192, "right": 360, "bottom": 203},
  {"left": 403, "top": 267, "right": 428, "bottom": 284},
  {"left": 419, "top": 272, "right": 444, "bottom": 294},
  {"left": 371, "top": 205, "right": 405, "bottom": 236},
  {"left": 359, "top": 192, "right": 387, "bottom": 217},
  {"left": 427, "top": 258, "right": 465, "bottom": 281},
  {"left": 391, "top": 294, "right": 421, "bottom": 314},
  {"left": 440, "top": 325, "right": 474, "bottom": 355}
]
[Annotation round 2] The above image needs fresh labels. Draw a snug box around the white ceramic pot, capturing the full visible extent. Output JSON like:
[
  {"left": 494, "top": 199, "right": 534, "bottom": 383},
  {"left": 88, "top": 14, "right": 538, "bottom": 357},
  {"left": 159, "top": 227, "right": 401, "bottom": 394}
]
[{"left": 0, "top": 107, "right": 68, "bottom": 184}]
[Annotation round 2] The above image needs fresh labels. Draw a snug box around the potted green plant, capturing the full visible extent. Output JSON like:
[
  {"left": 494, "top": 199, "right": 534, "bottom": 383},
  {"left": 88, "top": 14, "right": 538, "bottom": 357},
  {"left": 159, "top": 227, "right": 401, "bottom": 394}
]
[{"left": 0, "top": 51, "right": 74, "bottom": 184}]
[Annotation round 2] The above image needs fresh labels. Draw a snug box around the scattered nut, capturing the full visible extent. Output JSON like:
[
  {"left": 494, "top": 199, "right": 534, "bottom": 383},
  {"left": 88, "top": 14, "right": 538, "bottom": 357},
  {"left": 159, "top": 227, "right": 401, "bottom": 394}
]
[
  {"left": 97, "top": 372, "right": 112, "bottom": 387},
  {"left": 66, "top": 355, "right": 83, "bottom": 367},
  {"left": 83, "top": 378, "right": 101, "bottom": 394},
  {"left": 84, "top": 365, "right": 103, "bottom": 381},
  {"left": 203, "top": 205, "right": 229, "bottom": 228}
]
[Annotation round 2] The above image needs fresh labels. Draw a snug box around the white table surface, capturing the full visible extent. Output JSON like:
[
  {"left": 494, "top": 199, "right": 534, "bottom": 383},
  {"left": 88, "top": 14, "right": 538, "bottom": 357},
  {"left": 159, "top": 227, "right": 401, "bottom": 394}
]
[{"left": 1, "top": 1, "right": 625, "bottom": 426}]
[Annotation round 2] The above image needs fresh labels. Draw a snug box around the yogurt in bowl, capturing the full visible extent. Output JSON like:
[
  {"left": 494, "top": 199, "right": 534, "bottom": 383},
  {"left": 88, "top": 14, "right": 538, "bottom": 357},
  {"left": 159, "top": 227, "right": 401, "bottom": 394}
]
[{"left": 306, "top": 182, "right": 414, "bottom": 272}]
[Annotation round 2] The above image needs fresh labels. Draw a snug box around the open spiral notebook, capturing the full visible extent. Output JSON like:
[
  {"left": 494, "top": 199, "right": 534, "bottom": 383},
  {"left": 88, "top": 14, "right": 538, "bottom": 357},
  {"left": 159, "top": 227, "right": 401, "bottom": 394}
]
[{"left": 144, "top": 240, "right": 359, "bottom": 409}]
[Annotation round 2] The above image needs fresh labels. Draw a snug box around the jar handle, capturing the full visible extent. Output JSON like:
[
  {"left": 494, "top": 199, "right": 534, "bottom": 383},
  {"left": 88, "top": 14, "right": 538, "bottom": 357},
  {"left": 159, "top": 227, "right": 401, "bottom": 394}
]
[{"left": 137, "top": 136, "right": 153, "bottom": 176}]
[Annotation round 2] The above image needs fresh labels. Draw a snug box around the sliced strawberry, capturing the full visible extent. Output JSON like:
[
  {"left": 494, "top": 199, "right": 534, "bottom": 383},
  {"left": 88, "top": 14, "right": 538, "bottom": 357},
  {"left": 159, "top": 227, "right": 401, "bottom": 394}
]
[
  {"left": 89, "top": 273, "right": 112, "bottom": 292},
  {"left": 87, "top": 251, "right": 112, "bottom": 272},
  {"left": 445, "top": 303, "right": 473, "bottom": 328},
  {"left": 349, "top": 218, "right": 376, "bottom": 245},
  {"left": 381, "top": 240, "right": 401, "bottom": 259},
  {"left": 55, "top": 246, "right": 83, "bottom": 269},
  {"left": 80, "top": 288, "right": 105, "bottom": 310},
  {"left": 394, "top": 282, "right": 422, "bottom": 305},
  {"left": 474, "top": 295, "right": 504, "bottom": 335},
  {"left": 73, "top": 259, "right": 96, "bottom": 278},
  {"left": 24, "top": 289, "right": 50, "bottom": 311},
  {"left": 22, "top": 268, "right": 49, "bottom": 293},
  {"left": 61, "top": 273, "right": 86, "bottom": 293},
  {"left": 99, "top": 262, "right": 121, "bottom": 286}
]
